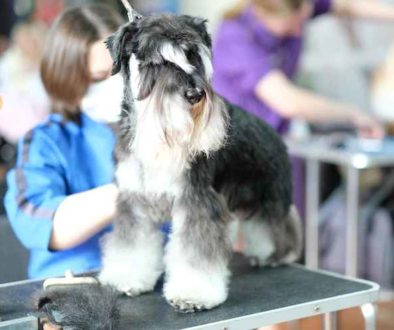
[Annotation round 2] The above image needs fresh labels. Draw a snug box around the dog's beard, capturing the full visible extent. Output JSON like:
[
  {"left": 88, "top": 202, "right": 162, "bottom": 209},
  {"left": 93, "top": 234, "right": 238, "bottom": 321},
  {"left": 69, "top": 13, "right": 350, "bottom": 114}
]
[
  {"left": 157, "top": 92, "right": 195, "bottom": 148},
  {"left": 131, "top": 91, "right": 192, "bottom": 171},
  {"left": 188, "top": 89, "right": 228, "bottom": 156}
]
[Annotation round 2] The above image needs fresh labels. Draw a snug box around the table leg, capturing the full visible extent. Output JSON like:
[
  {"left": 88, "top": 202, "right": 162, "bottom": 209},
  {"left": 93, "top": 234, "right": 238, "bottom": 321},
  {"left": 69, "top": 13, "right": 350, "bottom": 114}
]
[
  {"left": 346, "top": 169, "right": 378, "bottom": 330},
  {"left": 345, "top": 167, "right": 359, "bottom": 277},
  {"left": 361, "top": 303, "right": 376, "bottom": 330},
  {"left": 305, "top": 159, "right": 320, "bottom": 269},
  {"left": 323, "top": 312, "right": 337, "bottom": 330}
]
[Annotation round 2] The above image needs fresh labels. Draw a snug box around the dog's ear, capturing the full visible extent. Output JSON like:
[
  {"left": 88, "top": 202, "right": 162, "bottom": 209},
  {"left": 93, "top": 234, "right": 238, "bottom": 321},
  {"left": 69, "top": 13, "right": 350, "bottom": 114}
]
[
  {"left": 183, "top": 16, "right": 212, "bottom": 48},
  {"left": 106, "top": 23, "right": 136, "bottom": 75}
]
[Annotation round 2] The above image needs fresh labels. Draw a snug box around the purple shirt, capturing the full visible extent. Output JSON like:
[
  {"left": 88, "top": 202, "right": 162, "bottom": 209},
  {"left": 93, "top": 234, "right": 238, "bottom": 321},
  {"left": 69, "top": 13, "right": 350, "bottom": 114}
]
[{"left": 213, "top": 0, "right": 331, "bottom": 134}]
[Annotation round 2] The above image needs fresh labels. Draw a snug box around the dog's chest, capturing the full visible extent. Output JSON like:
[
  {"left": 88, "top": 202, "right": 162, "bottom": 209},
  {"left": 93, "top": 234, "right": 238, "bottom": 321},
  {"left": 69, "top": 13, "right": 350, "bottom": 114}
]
[{"left": 116, "top": 152, "right": 186, "bottom": 197}]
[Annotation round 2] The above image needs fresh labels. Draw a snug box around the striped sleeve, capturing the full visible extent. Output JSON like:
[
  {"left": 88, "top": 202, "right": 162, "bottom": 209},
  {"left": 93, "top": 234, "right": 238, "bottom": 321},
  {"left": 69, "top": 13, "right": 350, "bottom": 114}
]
[{"left": 4, "top": 129, "right": 67, "bottom": 250}]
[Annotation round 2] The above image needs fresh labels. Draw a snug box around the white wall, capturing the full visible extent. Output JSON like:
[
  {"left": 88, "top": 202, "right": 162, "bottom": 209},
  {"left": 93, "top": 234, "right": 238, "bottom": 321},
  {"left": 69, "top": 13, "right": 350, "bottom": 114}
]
[
  {"left": 179, "top": 0, "right": 238, "bottom": 34},
  {"left": 300, "top": 8, "right": 394, "bottom": 110}
]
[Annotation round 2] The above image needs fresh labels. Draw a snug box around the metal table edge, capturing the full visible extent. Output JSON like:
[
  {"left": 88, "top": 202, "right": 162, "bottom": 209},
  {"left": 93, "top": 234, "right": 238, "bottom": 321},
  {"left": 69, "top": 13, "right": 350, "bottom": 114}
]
[
  {"left": 186, "top": 265, "right": 380, "bottom": 330},
  {"left": 0, "top": 278, "right": 40, "bottom": 289},
  {"left": 290, "top": 264, "right": 380, "bottom": 291},
  {"left": 0, "top": 316, "right": 38, "bottom": 329}
]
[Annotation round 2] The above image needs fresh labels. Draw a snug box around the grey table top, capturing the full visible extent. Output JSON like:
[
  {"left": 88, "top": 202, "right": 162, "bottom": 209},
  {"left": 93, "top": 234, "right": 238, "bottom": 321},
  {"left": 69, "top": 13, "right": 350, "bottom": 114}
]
[
  {"left": 0, "top": 255, "right": 379, "bottom": 330},
  {"left": 287, "top": 136, "right": 394, "bottom": 169}
]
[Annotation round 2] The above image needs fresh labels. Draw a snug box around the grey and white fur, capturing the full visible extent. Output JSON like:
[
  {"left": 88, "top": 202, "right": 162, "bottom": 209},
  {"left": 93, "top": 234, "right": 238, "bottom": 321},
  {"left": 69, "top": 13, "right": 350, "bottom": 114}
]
[
  {"left": 99, "top": 13, "right": 302, "bottom": 312},
  {"left": 37, "top": 13, "right": 303, "bottom": 328}
]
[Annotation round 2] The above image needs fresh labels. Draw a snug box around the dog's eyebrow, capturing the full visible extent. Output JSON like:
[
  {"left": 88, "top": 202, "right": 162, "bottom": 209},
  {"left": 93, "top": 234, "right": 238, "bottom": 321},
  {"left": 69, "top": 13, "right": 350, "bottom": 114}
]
[{"left": 160, "top": 43, "right": 195, "bottom": 74}]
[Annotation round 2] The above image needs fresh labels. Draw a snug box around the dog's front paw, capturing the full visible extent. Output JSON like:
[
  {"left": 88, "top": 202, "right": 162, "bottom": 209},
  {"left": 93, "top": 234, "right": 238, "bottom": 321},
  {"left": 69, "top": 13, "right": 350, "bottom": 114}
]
[
  {"left": 99, "top": 271, "right": 157, "bottom": 297},
  {"left": 164, "top": 288, "right": 225, "bottom": 313},
  {"left": 163, "top": 268, "right": 229, "bottom": 313},
  {"left": 167, "top": 298, "right": 209, "bottom": 313}
]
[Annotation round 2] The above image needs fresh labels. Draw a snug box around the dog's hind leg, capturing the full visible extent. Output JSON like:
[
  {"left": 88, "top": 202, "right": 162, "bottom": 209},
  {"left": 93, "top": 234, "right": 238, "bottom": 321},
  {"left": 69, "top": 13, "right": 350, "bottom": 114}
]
[
  {"left": 240, "top": 205, "right": 303, "bottom": 267},
  {"left": 271, "top": 205, "right": 303, "bottom": 265},
  {"left": 164, "top": 189, "right": 231, "bottom": 313},
  {"left": 99, "top": 194, "right": 164, "bottom": 296},
  {"left": 239, "top": 213, "right": 276, "bottom": 267}
]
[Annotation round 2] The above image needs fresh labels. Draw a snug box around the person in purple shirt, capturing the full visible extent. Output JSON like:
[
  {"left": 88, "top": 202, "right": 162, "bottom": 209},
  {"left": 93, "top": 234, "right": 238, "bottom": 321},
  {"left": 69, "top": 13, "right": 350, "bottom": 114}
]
[{"left": 213, "top": 0, "right": 394, "bottom": 137}]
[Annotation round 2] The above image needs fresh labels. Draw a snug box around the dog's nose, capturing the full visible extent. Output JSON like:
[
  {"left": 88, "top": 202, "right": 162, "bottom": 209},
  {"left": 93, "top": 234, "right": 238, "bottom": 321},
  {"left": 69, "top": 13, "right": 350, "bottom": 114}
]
[{"left": 185, "top": 88, "right": 205, "bottom": 105}]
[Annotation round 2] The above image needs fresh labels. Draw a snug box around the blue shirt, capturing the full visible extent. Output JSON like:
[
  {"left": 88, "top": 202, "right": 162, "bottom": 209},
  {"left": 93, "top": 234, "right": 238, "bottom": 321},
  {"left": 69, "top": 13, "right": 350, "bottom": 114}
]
[{"left": 5, "top": 113, "right": 116, "bottom": 279}]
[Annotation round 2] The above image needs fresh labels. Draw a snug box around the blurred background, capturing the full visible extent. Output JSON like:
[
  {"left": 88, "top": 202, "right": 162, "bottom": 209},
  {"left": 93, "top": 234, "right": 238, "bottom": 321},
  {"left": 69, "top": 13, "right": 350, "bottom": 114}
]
[{"left": 1, "top": 0, "right": 394, "bottom": 328}]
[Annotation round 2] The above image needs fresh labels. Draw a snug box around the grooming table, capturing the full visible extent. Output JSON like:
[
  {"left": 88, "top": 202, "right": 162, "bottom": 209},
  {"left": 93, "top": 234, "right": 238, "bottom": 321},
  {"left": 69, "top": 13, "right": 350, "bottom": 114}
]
[
  {"left": 0, "top": 255, "right": 379, "bottom": 330},
  {"left": 287, "top": 136, "right": 394, "bottom": 330},
  {"left": 287, "top": 136, "right": 394, "bottom": 276}
]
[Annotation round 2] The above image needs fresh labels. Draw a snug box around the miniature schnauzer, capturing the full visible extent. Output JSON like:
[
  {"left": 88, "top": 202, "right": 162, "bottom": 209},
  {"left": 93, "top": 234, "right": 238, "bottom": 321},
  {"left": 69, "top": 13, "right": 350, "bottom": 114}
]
[{"left": 97, "top": 13, "right": 302, "bottom": 313}]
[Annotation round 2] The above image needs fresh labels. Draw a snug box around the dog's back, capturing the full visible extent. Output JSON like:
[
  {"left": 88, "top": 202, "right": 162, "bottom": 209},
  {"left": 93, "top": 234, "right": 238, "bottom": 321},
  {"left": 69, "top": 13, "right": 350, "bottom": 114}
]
[{"left": 212, "top": 101, "right": 292, "bottom": 219}]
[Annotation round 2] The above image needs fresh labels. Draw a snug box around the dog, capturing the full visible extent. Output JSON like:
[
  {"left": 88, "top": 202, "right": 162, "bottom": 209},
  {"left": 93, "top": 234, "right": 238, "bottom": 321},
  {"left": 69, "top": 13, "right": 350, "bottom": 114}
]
[
  {"left": 37, "top": 13, "right": 302, "bottom": 328},
  {"left": 98, "top": 13, "right": 302, "bottom": 312}
]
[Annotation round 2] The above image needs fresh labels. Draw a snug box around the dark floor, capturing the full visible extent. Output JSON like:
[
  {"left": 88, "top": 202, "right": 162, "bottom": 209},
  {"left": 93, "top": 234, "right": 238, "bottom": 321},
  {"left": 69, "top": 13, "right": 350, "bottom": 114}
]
[
  {"left": 0, "top": 161, "right": 29, "bottom": 284},
  {"left": 0, "top": 215, "right": 29, "bottom": 283}
]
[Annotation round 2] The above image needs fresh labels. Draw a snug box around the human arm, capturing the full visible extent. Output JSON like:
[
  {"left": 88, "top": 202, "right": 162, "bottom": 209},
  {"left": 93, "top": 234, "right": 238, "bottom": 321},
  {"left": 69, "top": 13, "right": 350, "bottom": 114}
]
[
  {"left": 4, "top": 129, "right": 118, "bottom": 252},
  {"left": 332, "top": 0, "right": 394, "bottom": 21},
  {"left": 50, "top": 183, "right": 117, "bottom": 250},
  {"left": 255, "top": 70, "right": 384, "bottom": 137}
]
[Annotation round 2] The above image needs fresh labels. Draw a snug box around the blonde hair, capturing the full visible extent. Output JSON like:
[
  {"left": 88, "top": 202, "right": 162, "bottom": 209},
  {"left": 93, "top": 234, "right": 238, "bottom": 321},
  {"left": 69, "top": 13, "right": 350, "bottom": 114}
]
[{"left": 224, "top": 0, "right": 305, "bottom": 19}]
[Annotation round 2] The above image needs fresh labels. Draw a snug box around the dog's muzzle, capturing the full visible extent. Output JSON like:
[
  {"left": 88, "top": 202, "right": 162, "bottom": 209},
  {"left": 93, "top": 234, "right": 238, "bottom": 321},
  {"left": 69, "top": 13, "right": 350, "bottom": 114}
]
[{"left": 185, "top": 88, "right": 205, "bottom": 105}]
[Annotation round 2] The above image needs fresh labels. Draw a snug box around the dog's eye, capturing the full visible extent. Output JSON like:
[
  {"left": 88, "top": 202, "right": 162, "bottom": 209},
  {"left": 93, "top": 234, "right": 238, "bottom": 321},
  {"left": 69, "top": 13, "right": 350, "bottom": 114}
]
[{"left": 185, "top": 48, "right": 200, "bottom": 66}]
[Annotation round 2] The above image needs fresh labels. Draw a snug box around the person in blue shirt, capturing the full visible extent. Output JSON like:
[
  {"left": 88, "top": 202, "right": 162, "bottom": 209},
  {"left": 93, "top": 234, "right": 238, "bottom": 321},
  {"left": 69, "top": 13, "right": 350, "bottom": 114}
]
[{"left": 4, "top": 4, "right": 125, "bottom": 279}]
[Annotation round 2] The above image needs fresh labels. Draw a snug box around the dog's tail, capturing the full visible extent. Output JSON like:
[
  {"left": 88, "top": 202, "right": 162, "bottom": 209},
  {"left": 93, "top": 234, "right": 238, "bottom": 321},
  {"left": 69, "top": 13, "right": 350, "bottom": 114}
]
[
  {"left": 36, "top": 284, "right": 120, "bottom": 330},
  {"left": 270, "top": 205, "right": 304, "bottom": 265},
  {"left": 284, "top": 205, "right": 303, "bottom": 262}
]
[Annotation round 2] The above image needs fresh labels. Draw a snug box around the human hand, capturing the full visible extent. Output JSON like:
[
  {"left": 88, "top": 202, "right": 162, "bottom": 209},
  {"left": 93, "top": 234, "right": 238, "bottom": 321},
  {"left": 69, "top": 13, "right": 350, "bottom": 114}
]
[{"left": 350, "top": 108, "right": 385, "bottom": 139}]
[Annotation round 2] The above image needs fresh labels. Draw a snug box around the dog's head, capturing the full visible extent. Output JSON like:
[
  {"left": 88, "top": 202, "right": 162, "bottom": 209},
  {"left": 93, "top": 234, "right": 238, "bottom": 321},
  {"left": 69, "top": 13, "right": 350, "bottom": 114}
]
[
  {"left": 107, "top": 14, "right": 212, "bottom": 100},
  {"left": 106, "top": 14, "right": 223, "bottom": 152}
]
